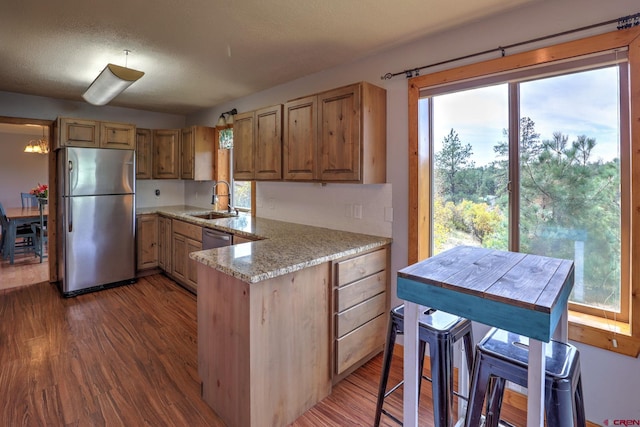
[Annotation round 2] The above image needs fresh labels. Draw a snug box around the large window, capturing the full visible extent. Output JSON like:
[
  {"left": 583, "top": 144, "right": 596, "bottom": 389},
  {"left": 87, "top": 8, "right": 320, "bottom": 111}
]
[
  {"left": 409, "top": 27, "right": 640, "bottom": 356},
  {"left": 427, "top": 66, "right": 627, "bottom": 318}
]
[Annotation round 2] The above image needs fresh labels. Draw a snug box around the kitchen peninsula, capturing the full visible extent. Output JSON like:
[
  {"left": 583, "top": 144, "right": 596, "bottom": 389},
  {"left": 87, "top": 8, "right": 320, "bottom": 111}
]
[{"left": 138, "top": 206, "right": 391, "bottom": 427}]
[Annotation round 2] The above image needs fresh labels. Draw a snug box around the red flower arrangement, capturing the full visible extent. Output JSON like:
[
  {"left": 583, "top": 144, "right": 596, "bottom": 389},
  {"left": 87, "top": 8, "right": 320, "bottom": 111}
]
[{"left": 30, "top": 183, "right": 48, "bottom": 199}]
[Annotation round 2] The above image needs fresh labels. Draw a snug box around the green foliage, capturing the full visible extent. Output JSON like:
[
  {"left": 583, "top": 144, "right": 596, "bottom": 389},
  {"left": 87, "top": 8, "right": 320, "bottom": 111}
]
[
  {"left": 433, "top": 117, "right": 621, "bottom": 310},
  {"left": 233, "top": 181, "right": 252, "bottom": 209},
  {"left": 434, "top": 129, "right": 474, "bottom": 202}
]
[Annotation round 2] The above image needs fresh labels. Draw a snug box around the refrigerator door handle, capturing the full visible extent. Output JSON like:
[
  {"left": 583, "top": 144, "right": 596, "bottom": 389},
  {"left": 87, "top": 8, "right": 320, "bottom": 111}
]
[
  {"left": 68, "top": 160, "right": 73, "bottom": 232},
  {"left": 67, "top": 196, "right": 73, "bottom": 233}
]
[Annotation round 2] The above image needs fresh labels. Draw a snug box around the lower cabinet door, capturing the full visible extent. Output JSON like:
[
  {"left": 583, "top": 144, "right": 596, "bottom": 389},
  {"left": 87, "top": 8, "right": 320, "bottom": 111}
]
[
  {"left": 186, "top": 238, "right": 202, "bottom": 291},
  {"left": 172, "top": 233, "right": 187, "bottom": 283}
]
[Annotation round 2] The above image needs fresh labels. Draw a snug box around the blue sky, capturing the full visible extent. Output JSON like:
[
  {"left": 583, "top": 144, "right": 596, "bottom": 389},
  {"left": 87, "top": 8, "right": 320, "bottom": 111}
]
[{"left": 432, "top": 66, "right": 620, "bottom": 167}]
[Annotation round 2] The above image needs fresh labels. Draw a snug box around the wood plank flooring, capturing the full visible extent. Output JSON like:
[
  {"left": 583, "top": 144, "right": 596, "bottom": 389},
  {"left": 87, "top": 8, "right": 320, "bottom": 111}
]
[
  {"left": 0, "top": 250, "right": 49, "bottom": 291},
  {"left": 0, "top": 273, "right": 525, "bottom": 426}
]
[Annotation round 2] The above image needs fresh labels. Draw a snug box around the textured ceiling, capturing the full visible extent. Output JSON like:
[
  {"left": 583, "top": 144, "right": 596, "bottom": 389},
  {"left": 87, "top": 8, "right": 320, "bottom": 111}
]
[{"left": 1, "top": 0, "right": 536, "bottom": 115}]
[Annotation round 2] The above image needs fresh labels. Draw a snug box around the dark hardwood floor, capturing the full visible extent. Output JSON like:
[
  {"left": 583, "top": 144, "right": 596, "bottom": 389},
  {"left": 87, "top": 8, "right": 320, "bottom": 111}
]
[{"left": 0, "top": 274, "right": 524, "bottom": 426}]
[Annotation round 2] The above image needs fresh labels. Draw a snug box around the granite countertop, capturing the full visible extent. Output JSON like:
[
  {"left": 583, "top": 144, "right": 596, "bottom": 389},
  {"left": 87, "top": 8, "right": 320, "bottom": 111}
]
[{"left": 137, "top": 205, "right": 392, "bottom": 284}]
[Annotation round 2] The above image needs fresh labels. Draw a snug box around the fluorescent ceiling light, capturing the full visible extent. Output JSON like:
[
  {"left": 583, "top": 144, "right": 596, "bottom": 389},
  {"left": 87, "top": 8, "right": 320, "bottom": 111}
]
[{"left": 82, "top": 63, "right": 144, "bottom": 106}]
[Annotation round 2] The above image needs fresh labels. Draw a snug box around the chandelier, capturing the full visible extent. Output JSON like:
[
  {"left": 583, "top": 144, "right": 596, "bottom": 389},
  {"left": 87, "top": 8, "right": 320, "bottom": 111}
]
[{"left": 24, "top": 126, "right": 49, "bottom": 154}]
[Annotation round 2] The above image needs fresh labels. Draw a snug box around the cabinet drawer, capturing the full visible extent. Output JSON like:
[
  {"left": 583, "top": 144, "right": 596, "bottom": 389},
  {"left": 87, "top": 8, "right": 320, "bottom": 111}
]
[
  {"left": 337, "top": 249, "right": 386, "bottom": 286},
  {"left": 172, "top": 219, "right": 202, "bottom": 242},
  {"left": 336, "top": 270, "right": 386, "bottom": 312},
  {"left": 335, "top": 314, "right": 386, "bottom": 375},
  {"left": 336, "top": 292, "right": 386, "bottom": 338}
]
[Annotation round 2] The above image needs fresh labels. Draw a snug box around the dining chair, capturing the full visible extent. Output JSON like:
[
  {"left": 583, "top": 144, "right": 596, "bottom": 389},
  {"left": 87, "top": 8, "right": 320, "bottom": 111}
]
[
  {"left": 31, "top": 203, "right": 47, "bottom": 263},
  {"left": 21, "top": 192, "right": 38, "bottom": 208},
  {"left": 0, "top": 202, "right": 36, "bottom": 263}
]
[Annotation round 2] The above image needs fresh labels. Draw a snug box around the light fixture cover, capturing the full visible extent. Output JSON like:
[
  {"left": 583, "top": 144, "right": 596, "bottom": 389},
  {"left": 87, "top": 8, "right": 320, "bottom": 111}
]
[{"left": 82, "top": 63, "right": 144, "bottom": 106}]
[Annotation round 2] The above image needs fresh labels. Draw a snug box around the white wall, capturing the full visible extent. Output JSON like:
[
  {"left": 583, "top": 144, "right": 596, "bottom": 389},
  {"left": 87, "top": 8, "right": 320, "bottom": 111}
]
[
  {"left": 0, "top": 129, "right": 49, "bottom": 209},
  {"left": 135, "top": 179, "right": 186, "bottom": 208},
  {"left": 256, "top": 182, "right": 393, "bottom": 237},
  {"left": 187, "top": 0, "right": 640, "bottom": 422}
]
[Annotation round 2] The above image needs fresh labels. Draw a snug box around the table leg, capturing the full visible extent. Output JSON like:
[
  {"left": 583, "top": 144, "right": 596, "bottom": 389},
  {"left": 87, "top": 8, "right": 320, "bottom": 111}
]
[
  {"left": 553, "top": 309, "right": 569, "bottom": 342},
  {"left": 403, "top": 302, "right": 420, "bottom": 427},
  {"left": 527, "top": 339, "right": 546, "bottom": 426}
]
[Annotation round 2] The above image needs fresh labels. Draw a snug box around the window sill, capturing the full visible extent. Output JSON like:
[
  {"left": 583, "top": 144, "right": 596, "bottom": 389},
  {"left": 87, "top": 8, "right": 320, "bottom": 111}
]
[{"left": 568, "top": 310, "right": 640, "bottom": 357}]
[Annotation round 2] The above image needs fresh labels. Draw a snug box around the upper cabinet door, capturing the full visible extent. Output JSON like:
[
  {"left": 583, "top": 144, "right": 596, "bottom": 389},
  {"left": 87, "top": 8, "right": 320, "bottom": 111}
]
[
  {"left": 255, "top": 105, "right": 282, "bottom": 180},
  {"left": 136, "top": 128, "right": 153, "bottom": 180},
  {"left": 100, "top": 122, "right": 136, "bottom": 149},
  {"left": 233, "top": 112, "right": 255, "bottom": 180},
  {"left": 180, "top": 126, "right": 195, "bottom": 179},
  {"left": 283, "top": 96, "right": 317, "bottom": 181},
  {"left": 58, "top": 118, "right": 99, "bottom": 148},
  {"left": 152, "top": 129, "right": 180, "bottom": 179},
  {"left": 317, "top": 84, "right": 361, "bottom": 182}
]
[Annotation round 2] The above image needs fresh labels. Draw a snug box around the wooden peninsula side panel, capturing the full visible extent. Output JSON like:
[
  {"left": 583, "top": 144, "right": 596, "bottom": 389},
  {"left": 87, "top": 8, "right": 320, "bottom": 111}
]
[{"left": 197, "top": 262, "right": 332, "bottom": 427}]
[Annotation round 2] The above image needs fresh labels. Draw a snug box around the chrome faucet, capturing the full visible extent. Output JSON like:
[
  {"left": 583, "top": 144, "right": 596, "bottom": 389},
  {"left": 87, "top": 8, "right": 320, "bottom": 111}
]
[{"left": 212, "top": 180, "right": 234, "bottom": 213}]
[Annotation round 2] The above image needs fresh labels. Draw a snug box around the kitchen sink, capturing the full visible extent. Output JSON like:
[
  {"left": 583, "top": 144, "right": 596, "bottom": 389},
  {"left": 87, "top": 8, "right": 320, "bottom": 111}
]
[{"left": 188, "top": 211, "right": 238, "bottom": 220}]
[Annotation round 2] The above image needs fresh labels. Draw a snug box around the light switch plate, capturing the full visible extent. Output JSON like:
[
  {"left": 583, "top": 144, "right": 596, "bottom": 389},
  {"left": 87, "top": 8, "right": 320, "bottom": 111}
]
[{"left": 353, "top": 204, "right": 362, "bottom": 219}]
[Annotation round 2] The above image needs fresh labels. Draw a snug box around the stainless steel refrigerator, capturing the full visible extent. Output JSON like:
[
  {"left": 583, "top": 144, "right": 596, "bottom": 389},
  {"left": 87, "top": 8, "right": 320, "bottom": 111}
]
[{"left": 57, "top": 147, "right": 136, "bottom": 296}]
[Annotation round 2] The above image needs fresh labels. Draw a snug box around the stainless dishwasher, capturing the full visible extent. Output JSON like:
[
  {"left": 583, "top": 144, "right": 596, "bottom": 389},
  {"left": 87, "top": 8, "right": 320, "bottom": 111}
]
[{"left": 202, "top": 228, "right": 232, "bottom": 249}]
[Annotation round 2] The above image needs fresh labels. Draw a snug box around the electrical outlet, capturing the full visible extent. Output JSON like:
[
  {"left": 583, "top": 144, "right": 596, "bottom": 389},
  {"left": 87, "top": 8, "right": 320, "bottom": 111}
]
[{"left": 353, "top": 204, "right": 362, "bottom": 219}]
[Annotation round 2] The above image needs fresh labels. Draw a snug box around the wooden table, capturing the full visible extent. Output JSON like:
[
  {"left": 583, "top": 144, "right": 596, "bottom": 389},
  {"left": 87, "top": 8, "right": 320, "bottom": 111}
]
[
  {"left": 397, "top": 246, "right": 574, "bottom": 427},
  {"left": 2, "top": 205, "right": 48, "bottom": 264}
]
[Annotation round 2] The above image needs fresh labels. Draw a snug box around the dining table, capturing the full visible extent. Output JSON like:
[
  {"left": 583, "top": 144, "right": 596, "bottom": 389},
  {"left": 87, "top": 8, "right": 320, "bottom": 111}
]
[
  {"left": 397, "top": 245, "right": 575, "bottom": 427},
  {"left": 2, "top": 205, "right": 48, "bottom": 264}
]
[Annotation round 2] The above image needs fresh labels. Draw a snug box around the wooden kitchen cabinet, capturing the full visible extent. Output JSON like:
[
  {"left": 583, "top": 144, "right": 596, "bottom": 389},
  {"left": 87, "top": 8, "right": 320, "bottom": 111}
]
[
  {"left": 171, "top": 219, "right": 202, "bottom": 293},
  {"left": 100, "top": 121, "right": 136, "bottom": 149},
  {"left": 333, "top": 246, "right": 389, "bottom": 380},
  {"left": 180, "top": 126, "right": 218, "bottom": 180},
  {"left": 56, "top": 117, "right": 135, "bottom": 149},
  {"left": 135, "top": 128, "right": 153, "bottom": 179},
  {"left": 283, "top": 82, "right": 386, "bottom": 183},
  {"left": 158, "top": 215, "right": 172, "bottom": 273},
  {"left": 232, "top": 111, "right": 255, "bottom": 180},
  {"left": 58, "top": 117, "right": 99, "bottom": 148},
  {"left": 152, "top": 129, "right": 180, "bottom": 179},
  {"left": 233, "top": 105, "right": 283, "bottom": 180},
  {"left": 136, "top": 214, "right": 158, "bottom": 271},
  {"left": 283, "top": 97, "right": 317, "bottom": 180}
]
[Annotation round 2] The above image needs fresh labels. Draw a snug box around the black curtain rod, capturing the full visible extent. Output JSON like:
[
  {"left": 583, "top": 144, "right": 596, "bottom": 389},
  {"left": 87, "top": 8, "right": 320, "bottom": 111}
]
[{"left": 381, "top": 12, "right": 640, "bottom": 80}]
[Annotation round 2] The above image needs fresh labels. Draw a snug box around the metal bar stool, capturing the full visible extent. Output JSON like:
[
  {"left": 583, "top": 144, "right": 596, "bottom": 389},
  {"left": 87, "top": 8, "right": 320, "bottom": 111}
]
[
  {"left": 374, "top": 304, "right": 474, "bottom": 427},
  {"left": 465, "top": 328, "right": 586, "bottom": 427}
]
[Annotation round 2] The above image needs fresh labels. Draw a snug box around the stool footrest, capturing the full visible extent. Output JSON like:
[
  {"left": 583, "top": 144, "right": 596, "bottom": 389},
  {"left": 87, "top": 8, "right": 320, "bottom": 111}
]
[{"left": 374, "top": 304, "right": 474, "bottom": 427}]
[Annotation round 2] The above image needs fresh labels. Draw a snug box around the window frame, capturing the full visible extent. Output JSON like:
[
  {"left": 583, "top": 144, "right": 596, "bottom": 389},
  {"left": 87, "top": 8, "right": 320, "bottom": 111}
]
[
  {"left": 215, "top": 124, "right": 255, "bottom": 215},
  {"left": 408, "top": 26, "right": 640, "bottom": 357}
]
